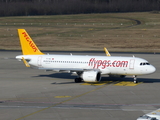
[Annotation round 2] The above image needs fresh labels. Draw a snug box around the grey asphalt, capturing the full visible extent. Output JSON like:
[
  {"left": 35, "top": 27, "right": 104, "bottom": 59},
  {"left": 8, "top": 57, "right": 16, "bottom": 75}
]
[{"left": 0, "top": 51, "right": 160, "bottom": 120}]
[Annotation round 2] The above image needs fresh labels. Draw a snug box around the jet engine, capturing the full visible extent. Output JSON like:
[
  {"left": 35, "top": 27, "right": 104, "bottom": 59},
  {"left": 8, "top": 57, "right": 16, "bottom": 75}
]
[{"left": 81, "top": 71, "right": 101, "bottom": 82}]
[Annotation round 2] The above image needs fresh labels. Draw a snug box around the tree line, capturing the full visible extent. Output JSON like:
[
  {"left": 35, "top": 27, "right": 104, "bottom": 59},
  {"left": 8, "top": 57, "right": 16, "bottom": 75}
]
[{"left": 0, "top": 0, "right": 159, "bottom": 16}]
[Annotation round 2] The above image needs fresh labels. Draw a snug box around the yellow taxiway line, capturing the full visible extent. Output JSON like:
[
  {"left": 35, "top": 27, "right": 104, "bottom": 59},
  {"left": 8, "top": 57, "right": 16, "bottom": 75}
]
[
  {"left": 81, "top": 81, "right": 142, "bottom": 86},
  {"left": 114, "top": 81, "right": 141, "bottom": 86}
]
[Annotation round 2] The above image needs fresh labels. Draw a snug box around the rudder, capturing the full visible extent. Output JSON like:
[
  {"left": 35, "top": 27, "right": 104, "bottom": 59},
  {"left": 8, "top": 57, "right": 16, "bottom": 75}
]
[{"left": 18, "top": 29, "right": 44, "bottom": 55}]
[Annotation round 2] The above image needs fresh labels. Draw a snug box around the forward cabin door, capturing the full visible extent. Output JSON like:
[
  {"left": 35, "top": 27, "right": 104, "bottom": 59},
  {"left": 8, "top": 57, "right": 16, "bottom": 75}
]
[{"left": 129, "top": 59, "right": 135, "bottom": 69}]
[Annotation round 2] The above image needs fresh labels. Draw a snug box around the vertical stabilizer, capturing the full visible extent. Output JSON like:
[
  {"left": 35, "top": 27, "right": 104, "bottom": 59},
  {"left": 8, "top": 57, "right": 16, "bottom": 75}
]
[{"left": 18, "top": 29, "right": 44, "bottom": 55}]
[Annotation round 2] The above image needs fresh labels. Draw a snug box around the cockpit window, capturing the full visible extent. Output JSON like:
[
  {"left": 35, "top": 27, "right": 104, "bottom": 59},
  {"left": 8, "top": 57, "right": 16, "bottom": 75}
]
[{"left": 140, "top": 62, "right": 150, "bottom": 66}]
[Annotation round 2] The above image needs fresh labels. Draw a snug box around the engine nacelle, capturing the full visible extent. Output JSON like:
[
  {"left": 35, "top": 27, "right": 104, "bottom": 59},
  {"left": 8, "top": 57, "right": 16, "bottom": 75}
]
[{"left": 81, "top": 71, "right": 101, "bottom": 82}]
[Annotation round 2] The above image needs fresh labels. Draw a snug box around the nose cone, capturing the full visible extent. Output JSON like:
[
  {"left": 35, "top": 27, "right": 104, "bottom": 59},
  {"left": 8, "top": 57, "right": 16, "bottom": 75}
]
[
  {"left": 149, "top": 65, "right": 156, "bottom": 74},
  {"left": 140, "top": 65, "right": 156, "bottom": 75}
]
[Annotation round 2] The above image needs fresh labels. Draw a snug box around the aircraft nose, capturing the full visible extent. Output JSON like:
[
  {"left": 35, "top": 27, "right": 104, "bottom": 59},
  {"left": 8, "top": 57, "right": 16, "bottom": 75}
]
[{"left": 149, "top": 65, "right": 156, "bottom": 73}]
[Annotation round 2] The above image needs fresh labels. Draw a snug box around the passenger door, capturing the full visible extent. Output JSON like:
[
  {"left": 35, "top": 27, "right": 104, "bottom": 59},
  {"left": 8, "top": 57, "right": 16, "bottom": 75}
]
[
  {"left": 129, "top": 59, "right": 135, "bottom": 69},
  {"left": 37, "top": 56, "right": 43, "bottom": 67}
]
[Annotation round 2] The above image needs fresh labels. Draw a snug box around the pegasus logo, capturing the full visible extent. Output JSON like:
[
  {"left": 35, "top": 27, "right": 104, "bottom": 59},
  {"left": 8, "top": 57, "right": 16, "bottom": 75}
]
[{"left": 22, "top": 32, "right": 38, "bottom": 52}]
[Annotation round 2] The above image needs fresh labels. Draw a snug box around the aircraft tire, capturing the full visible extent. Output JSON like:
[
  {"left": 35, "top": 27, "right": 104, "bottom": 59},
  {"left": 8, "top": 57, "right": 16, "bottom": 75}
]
[
  {"left": 75, "top": 78, "right": 82, "bottom": 83},
  {"left": 134, "top": 80, "right": 138, "bottom": 84}
]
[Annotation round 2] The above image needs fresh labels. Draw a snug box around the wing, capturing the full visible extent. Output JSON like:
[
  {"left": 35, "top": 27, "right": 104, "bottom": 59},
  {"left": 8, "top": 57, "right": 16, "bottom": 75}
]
[
  {"left": 38, "top": 67, "right": 100, "bottom": 72},
  {"left": 38, "top": 67, "right": 110, "bottom": 75},
  {"left": 137, "top": 108, "right": 160, "bottom": 120}
]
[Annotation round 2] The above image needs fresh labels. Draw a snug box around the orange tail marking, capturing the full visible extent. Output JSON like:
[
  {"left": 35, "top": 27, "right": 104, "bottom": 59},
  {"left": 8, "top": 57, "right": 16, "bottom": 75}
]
[{"left": 18, "top": 29, "right": 44, "bottom": 55}]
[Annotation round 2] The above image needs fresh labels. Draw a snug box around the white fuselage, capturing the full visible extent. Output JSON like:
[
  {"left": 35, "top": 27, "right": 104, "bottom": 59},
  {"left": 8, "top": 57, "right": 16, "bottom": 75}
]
[
  {"left": 16, "top": 54, "right": 156, "bottom": 76},
  {"left": 16, "top": 29, "right": 156, "bottom": 83}
]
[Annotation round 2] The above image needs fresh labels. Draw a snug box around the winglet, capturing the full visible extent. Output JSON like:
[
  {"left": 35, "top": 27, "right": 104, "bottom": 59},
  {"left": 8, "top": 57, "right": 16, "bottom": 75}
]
[
  {"left": 104, "top": 47, "right": 111, "bottom": 56},
  {"left": 18, "top": 29, "right": 44, "bottom": 55}
]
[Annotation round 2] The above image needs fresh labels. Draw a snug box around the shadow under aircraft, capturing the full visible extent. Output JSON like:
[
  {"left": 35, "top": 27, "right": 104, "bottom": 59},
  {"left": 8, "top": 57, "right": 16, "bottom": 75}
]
[{"left": 32, "top": 72, "right": 160, "bottom": 84}]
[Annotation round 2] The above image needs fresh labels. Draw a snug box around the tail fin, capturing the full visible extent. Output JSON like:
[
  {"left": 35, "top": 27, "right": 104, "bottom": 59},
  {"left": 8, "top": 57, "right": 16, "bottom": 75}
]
[{"left": 18, "top": 29, "right": 44, "bottom": 55}]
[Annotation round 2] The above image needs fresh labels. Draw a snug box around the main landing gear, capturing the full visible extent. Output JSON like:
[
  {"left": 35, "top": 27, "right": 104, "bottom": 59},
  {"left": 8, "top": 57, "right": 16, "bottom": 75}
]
[
  {"left": 75, "top": 77, "right": 82, "bottom": 83},
  {"left": 133, "top": 75, "right": 138, "bottom": 83},
  {"left": 74, "top": 72, "right": 83, "bottom": 83}
]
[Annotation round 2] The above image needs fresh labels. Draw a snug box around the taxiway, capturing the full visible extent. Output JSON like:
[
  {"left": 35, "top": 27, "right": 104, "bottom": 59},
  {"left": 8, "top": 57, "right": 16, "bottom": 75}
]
[{"left": 0, "top": 51, "right": 160, "bottom": 120}]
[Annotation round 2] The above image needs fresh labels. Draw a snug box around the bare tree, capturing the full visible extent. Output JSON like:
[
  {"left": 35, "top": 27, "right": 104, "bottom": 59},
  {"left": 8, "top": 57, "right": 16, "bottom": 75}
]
[{"left": 0, "top": 0, "right": 159, "bottom": 16}]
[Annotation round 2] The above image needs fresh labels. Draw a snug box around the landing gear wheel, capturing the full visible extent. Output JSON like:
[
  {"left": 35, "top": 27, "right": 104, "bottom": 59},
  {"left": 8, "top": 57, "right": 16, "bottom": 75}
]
[
  {"left": 75, "top": 78, "right": 82, "bottom": 83},
  {"left": 134, "top": 80, "right": 138, "bottom": 84}
]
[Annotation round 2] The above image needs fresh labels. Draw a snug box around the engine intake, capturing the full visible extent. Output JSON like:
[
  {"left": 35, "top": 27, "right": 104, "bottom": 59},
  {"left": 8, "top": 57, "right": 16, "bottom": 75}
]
[{"left": 81, "top": 71, "right": 101, "bottom": 82}]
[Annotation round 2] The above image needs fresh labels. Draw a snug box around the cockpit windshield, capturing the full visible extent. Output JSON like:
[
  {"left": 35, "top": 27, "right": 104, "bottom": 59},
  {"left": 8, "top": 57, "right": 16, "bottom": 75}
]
[{"left": 140, "top": 62, "right": 150, "bottom": 66}]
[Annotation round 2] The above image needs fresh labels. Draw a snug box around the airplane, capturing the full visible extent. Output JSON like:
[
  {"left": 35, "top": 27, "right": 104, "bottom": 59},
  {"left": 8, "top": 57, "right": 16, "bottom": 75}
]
[
  {"left": 137, "top": 108, "right": 160, "bottom": 120},
  {"left": 16, "top": 29, "right": 156, "bottom": 83}
]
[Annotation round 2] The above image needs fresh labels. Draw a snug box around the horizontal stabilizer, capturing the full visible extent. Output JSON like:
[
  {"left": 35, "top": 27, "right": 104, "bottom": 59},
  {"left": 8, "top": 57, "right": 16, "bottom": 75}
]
[{"left": 22, "top": 57, "right": 30, "bottom": 67}]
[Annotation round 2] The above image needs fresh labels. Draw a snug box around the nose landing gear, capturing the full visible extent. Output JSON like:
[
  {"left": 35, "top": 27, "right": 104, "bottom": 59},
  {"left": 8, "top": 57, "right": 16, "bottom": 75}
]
[{"left": 133, "top": 75, "right": 138, "bottom": 83}]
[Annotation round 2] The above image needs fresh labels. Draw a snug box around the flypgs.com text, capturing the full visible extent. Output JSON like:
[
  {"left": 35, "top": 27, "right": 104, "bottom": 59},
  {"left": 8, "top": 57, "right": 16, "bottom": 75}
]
[{"left": 88, "top": 58, "right": 128, "bottom": 69}]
